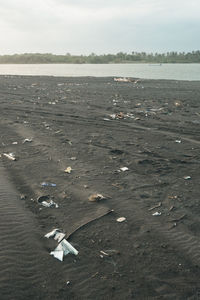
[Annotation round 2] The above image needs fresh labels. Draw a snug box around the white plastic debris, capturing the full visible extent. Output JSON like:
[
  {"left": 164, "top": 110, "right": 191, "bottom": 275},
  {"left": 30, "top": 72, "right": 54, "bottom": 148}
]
[
  {"left": 183, "top": 176, "right": 191, "bottom": 180},
  {"left": 116, "top": 217, "right": 126, "bottom": 223},
  {"left": 50, "top": 239, "right": 78, "bottom": 261},
  {"left": 41, "top": 200, "right": 59, "bottom": 208},
  {"left": 114, "top": 77, "right": 132, "bottom": 82},
  {"left": 119, "top": 167, "right": 129, "bottom": 172},
  {"left": 12, "top": 142, "right": 18, "bottom": 145},
  {"left": 3, "top": 153, "right": 16, "bottom": 161},
  {"left": 65, "top": 167, "right": 72, "bottom": 173},
  {"left": 23, "top": 138, "right": 32, "bottom": 143},
  {"left": 110, "top": 114, "right": 116, "bottom": 119},
  {"left": 38, "top": 195, "right": 58, "bottom": 208},
  {"left": 152, "top": 212, "right": 162, "bottom": 216},
  {"left": 70, "top": 157, "right": 77, "bottom": 161},
  {"left": 45, "top": 229, "right": 65, "bottom": 242},
  {"left": 175, "top": 140, "right": 181, "bottom": 143}
]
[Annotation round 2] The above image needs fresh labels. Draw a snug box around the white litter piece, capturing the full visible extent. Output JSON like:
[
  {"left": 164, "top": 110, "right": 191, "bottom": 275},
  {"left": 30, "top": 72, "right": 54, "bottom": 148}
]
[
  {"left": 12, "top": 142, "right": 18, "bottom": 145},
  {"left": 23, "top": 138, "right": 32, "bottom": 143},
  {"left": 45, "top": 229, "right": 65, "bottom": 242},
  {"left": 110, "top": 114, "right": 116, "bottom": 119},
  {"left": 65, "top": 167, "right": 72, "bottom": 173},
  {"left": 114, "top": 77, "right": 131, "bottom": 82},
  {"left": 70, "top": 157, "right": 77, "bottom": 161},
  {"left": 116, "top": 217, "right": 126, "bottom": 223},
  {"left": 152, "top": 212, "right": 161, "bottom": 216},
  {"left": 3, "top": 153, "right": 16, "bottom": 161},
  {"left": 183, "top": 176, "right": 191, "bottom": 180},
  {"left": 120, "top": 167, "right": 129, "bottom": 172},
  {"left": 175, "top": 140, "right": 181, "bottom": 143},
  {"left": 41, "top": 200, "right": 59, "bottom": 208},
  {"left": 50, "top": 239, "right": 78, "bottom": 261}
]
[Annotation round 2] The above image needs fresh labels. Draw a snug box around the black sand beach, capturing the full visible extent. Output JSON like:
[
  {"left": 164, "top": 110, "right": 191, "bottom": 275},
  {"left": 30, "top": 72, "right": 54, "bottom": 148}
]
[{"left": 0, "top": 75, "right": 200, "bottom": 299}]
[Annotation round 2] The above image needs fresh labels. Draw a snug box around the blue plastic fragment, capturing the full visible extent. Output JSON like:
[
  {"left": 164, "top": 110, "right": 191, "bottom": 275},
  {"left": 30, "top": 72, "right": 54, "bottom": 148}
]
[{"left": 41, "top": 182, "right": 56, "bottom": 187}]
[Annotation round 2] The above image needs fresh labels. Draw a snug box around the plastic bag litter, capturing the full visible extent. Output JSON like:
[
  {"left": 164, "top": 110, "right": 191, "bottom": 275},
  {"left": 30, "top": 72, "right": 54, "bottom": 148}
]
[
  {"left": 152, "top": 212, "right": 161, "bottom": 216},
  {"left": 41, "top": 199, "right": 58, "bottom": 208},
  {"left": 119, "top": 167, "right": 129, "bottom": 172},
  {"left": 45, "top": 229, "right": 65, "bottom": 243},
  {"left": 50, "top": 239, "right": 78, "bottom": 261}
]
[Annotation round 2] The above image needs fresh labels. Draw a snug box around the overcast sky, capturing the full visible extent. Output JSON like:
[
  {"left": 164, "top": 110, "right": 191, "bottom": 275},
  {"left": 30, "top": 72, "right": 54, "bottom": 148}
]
[{"left": 0, "top": 0, "right": 199, "bottom": 55}]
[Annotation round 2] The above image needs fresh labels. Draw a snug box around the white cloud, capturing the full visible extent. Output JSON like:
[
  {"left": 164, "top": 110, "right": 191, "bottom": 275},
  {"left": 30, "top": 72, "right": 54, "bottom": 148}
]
[{"left": 0, "top": 0, "right": 199, "bottom": 54}]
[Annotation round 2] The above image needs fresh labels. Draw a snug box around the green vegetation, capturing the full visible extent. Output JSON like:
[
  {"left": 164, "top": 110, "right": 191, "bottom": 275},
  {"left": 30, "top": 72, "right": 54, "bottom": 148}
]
[{"left": 0, "top": 51, "right": 200, "bottom": 63}]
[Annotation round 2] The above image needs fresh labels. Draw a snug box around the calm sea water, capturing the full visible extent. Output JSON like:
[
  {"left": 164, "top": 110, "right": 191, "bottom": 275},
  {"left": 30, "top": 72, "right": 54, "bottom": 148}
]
[{"left": 0, "top": 63, "right": 200, "bottom": 81}]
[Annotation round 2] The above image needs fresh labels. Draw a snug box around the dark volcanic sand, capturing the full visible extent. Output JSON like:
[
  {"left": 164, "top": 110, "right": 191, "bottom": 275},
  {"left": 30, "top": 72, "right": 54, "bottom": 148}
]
[{"left": 0, "top": 75, "right": 200, "bottom": 300}]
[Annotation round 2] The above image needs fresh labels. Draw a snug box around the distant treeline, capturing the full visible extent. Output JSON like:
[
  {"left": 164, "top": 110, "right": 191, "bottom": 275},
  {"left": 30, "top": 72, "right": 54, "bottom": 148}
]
[{"left": 0, "top": 51, "right": 200, "bottom": 64}]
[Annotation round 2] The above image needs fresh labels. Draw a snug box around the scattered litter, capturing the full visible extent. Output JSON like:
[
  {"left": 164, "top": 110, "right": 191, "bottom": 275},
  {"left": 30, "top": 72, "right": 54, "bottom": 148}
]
[
  {"left": 20, "top": 194, "right": 26, "bottom": 200},
  {"left": 109, "top": 112, "right": 125, "bottom": 120},
  {"left": 37, "top": 195, "right": 58, "bottom": 208},
  {"left": 175, "top": 140, "right": 182, "bottom": 143},
  {"left": 23, "top": 138, "right": 32, "bottom": 143},
  {"left": 114, "top": 77, "right": 136, "bottom": 83},
  {"left": 66, "top": 281, "right": 70, "bottom": 285},
  {"left": 148, "top": 202, "right": 162, "bottom": 211},
  {"left": 116, "top": 112, "right": 125, "bottom": 119},
  {"left": 119, "top": 167, "right": 129, "bottom": 172},
  {"left": 12, "top": 142, "right": 18, "bottom": 145},
  {"left": 174, "top": 101, "right": 182, "bottom": 107},
  {"left": 168, "top": 195, "right": 178, "bottom": 200},
  {"left": 110, "top": 114, "right": 117, "bottom": 119},
  {"left": 114, "top": 77, "right": 131, "bottom": 82},
  {"left": 183, "top": 176, "right": 191, "bottom": 180},
  {"left": 44, "top": 201, "right": 57, "bottom": 208},
  {"left": 65, "top": 167, "right": 72, "bottom": 174},
  {"left": 3, "top": 153, "right": 16, "bottom": 161},
  {"left": 50, "top": 239, "right": 78, "bottom": 261},
  {"left": 84, "top": 185, "right": 89, "bottom": 189},
  {"left": 103, "top": 118, "right": 111, "bottom": 121},
  {"left": 100, "top": 250, "right": 109, "bottom": 256},
  {"left": 88, "top": 193, "right": 106, "bottom": 202},
  {"left": 41, "top": 182, "right": 57, "bottom": 187},
  {"left": 152, "top": 212, "right": 161, "bottom": 216},
  {"left": 45, "top": 229, "right": 65, "bottom": 242},
  {"left": 116, "top": 217, "right": 126, "bottom": 223},
  {"left": 70, "top": 157, "right": 76, "bottom": 160}
]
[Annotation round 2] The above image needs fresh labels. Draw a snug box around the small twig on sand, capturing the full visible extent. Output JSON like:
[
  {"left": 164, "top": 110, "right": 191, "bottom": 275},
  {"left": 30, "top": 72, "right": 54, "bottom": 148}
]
[{"left": 148, "top": 202, "right": 162, "bottom": 211}]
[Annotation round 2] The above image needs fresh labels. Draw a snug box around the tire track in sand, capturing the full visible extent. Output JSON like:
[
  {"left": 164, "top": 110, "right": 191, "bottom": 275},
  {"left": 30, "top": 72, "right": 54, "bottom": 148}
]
[{"left": 0, "top": 164, "right": 56, "bottom": 300}]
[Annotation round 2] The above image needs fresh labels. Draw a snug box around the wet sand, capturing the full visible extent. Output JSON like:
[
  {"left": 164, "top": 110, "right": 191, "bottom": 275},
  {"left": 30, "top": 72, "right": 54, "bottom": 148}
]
[{"left": 0, "top": 75, "right": 200, "bottom": 299}]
